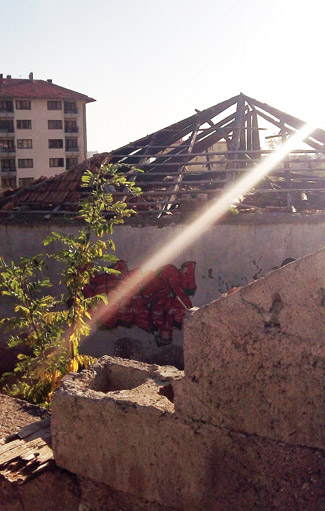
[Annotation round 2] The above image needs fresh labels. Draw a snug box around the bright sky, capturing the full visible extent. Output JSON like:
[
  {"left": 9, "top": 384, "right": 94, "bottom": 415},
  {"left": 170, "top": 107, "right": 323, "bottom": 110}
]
[{"left": 2, "top": 0, "right": 325, "bottom": 152}]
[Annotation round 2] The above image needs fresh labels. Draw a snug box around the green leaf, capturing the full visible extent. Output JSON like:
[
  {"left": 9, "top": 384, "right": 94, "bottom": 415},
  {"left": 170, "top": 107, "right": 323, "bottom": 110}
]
[{"left": 0, "top": 164, "right": 141, "bottom": 406}]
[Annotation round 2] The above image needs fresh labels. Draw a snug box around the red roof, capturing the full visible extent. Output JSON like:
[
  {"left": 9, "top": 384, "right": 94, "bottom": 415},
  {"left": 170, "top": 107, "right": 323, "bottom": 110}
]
[
  {"left": 0, "top": 78, "right": 95, "bottom": 103},
  {"left": 0, "top": 152, "right": 110, "bottom": 212}
]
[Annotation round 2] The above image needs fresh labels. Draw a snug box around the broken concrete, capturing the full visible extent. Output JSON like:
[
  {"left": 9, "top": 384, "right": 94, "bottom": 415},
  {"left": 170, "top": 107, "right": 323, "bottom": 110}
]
[
  {"left": 0, "top": 395, "right": 178, "bottom": 511},
  {"left": 52, "top": 358, "right": 187, "bottom": 506},
  {"left": 52, "top": 249, "right": 325, "bottom": 511},
  {"left": 175, "top": 248, "right": 325, "bottom": 448}
]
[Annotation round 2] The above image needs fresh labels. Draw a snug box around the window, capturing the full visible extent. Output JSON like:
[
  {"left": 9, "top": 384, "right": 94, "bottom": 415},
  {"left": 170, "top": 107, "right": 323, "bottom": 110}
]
[
  {"left": 49, "top": 158, "right": 64, "bottom": 167},
  {"left": 0, "top": 140, "right": 15, "bottom": 151},
  {"left": 18, "top": 159, "right": 33, "bottom": 168},
  {"left": 2, "top": 177, "right": 16, "bottom": 189},
  {"left": 66, "top": 139, "right": 78, "bottom": 151},
  {"left": 0, "top": 100, "right": 13, "bottom": 112},
  {"left": 49, "top": 139, "right": 63, "bottom": 149},
  {"left": 17, "top": 120, "right": 32, "bottom": 129},
  {"left": 65, "top": 120, "right": 78, "bottom": 133},
  {"left": 47, "top": 100, "right": 62, "bottom": 110},
  {"left": 48, "top": 120, "right": 63, "bottom": 129},
  {"left": 16, "top": 100, "right": 31, "bottom": 110},
  {"left": 1, "top": 159, "right": 16, "bottom": 171},
  {"left": 64, "top": 101, "right": 77, "bottom": 114},
  {"left": 19, "top": 177, "right": 34, "bottom": 187},
  {"left": 17, "top": 139, "right": 32, "bottom": 149},
  {"left": 66, "top": 157, "right": 78, "bottom": 170}
]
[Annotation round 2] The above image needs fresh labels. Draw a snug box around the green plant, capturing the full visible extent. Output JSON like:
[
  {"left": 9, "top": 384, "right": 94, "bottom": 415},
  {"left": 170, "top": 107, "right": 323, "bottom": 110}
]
[{"left": 0, "top": 163, "right": 141, "bottom": 406}]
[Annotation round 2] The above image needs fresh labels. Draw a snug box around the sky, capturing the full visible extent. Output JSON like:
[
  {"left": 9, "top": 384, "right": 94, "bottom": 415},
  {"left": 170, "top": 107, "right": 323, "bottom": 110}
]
[{"left": 2, "top": 0, "right": 325, "bottom": 152}]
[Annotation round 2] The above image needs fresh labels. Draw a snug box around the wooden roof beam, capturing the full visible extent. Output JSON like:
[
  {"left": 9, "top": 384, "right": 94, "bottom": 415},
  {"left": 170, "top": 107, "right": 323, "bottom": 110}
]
[
  {"left": 109, "top": 95, "right": 240, "bottom": 164},
  {"left": 243, "top": 94, "right": 325, "bottom": 145},
  {"left": 138, "top": 113, "right": 238, "bottom": 173},
  {"left": 255, "top": 108, "right": 323, "bottom": 150}
]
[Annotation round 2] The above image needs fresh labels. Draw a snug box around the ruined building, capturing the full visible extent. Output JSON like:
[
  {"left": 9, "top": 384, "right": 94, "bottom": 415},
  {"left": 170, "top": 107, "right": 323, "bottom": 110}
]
[
  {"left": 1, "top": 94, "right": 325, "bottom": 368},
  {"left": 0, "top": 93, "right": 325, "bottom": 509},
  {"left": 0, "top": 250, "right": 324, "bottom": 510}
]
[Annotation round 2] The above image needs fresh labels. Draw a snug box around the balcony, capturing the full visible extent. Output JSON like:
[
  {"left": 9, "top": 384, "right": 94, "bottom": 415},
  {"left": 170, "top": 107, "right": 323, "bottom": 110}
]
[
  {"left": 0, "top": 129, "right": 14, "bottom": 137},
  {"left": 1, "top": 176, "right": 17, "bottom": 190},
  {"left": 0, "top": 101, "right": 14, "bottom": 117},
  {"left": 0, "top": 110, "right": 14, "bottom": 118},
  {"left": 0, "top": 146, "right": 15, "bottom": 156},
  {"left": 64, "top": 109, "right": 78, "bottom": 116},
  {"left": 65, "top": 127, "right": 79, "bottom": 136},
  {"left": 66, "top": 157, "right": 78, "bottom": 170},
  {"left": 1, "top": 166, "right": 16, "bottom": 173},
  {"left": 65, "top": 147, "right": 79, "bottom": 156}
]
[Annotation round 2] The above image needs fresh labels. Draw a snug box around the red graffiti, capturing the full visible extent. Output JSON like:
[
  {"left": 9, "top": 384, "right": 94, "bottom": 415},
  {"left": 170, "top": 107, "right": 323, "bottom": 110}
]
[{"left": 84, "top": 261, "right": 196, "bottom": 346}]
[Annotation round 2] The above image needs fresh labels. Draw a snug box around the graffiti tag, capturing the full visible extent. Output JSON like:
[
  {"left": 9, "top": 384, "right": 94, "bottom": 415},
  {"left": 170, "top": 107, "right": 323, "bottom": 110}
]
[{"left": 83, "top": 261, "right": 196, "bottom": 346}]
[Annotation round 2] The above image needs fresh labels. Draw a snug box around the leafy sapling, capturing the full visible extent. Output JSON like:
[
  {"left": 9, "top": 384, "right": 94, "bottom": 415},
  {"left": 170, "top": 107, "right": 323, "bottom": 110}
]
[{"left": 0, "top": 163, "right": 141, "bottom": 406}]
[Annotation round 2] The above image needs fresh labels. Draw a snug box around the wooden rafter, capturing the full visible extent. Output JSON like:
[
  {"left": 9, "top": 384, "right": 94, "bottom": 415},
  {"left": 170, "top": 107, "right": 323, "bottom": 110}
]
[
  {"left": 158, "top": 120, "right": 202, "bottom": 217},
  {"left": 243, "top": 94, "right": 325, "bottom": 146},
  {"left": 253, "top": 108, "right": 323, "bottom": 151},
  {"left": 4, "top": 91, "right": 325, "bottom": 216}
]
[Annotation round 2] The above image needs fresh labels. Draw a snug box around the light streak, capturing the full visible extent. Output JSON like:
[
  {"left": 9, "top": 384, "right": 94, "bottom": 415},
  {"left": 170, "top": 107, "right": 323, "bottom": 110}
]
[
  {"left": 29, "top": 121, "right": 318, "bottom": 379},
  {"left": 87, "top": 122, "right": 315, "bottom": 332}
]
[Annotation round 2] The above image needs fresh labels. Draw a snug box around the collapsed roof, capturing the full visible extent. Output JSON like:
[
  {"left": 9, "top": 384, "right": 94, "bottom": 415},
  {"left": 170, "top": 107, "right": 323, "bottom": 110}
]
[{"left": 2, "top": 93, "right": 325, "bottom": 217}]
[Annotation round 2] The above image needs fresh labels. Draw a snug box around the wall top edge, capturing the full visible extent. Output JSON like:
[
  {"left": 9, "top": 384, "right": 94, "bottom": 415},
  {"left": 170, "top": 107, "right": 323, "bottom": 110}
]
[{"left": 1, "top": 211, "right": 325, "bottom": 228}]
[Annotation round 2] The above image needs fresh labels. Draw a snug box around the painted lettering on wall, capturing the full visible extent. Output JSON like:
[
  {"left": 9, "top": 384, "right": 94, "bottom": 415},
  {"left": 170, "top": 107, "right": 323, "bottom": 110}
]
[{"left": 83, "top": 261, "right": 196, "bottom": 346}]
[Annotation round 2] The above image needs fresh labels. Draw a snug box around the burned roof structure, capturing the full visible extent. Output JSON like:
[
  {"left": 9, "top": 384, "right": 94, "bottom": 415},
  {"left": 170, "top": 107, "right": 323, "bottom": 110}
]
[{"left": 2, "top": 93, "right": 325, "bottom": 218}]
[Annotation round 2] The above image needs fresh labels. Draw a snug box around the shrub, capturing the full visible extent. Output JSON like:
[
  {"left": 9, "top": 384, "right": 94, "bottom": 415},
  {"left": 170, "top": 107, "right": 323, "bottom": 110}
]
[{"left": 0, "top": 163, "right": 141, "bottom": 406}]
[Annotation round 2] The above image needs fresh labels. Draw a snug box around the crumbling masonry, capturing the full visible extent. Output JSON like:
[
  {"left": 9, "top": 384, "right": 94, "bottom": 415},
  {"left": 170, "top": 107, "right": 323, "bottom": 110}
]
[{"left": 52, "top": 249, "right": 325, "bottom": 511}]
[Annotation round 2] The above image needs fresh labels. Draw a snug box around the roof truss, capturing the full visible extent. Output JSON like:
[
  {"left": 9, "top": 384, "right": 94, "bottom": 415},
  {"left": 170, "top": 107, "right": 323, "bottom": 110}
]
[{"left": 2, "top": 93, "right": 325, "bottom": 216}]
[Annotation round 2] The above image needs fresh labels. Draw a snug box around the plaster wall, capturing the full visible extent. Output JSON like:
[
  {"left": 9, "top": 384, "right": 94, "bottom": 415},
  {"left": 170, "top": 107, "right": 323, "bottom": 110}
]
[
  {"left": 10, "top": 98, "right": 87, "bottom": 183},
  {"left": 15, "top": 99, "right": 62, "bottom": 181},
  {"left": 1, "top": 214, "right": 325, "bottom": 366},
  {"left": 2, "top": 214, "right": 325, "bottom": 302}
]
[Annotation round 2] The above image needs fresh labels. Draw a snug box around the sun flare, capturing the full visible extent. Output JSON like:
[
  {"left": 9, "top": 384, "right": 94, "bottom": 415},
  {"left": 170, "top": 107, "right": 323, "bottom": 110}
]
[{"left": 86, "top": 122, "right": 315, "bottom": 332}]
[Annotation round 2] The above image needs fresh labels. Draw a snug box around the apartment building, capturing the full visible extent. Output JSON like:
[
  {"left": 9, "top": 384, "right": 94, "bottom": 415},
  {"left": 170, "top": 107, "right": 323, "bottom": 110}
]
[{"left": 0, "top": 73, "right": 95, "bottom": 190}]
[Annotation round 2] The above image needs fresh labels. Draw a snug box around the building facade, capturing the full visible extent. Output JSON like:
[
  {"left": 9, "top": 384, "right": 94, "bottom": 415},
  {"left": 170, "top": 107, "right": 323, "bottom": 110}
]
[{"left": 0, "top": 73, "right": 95, "bottom": 190}]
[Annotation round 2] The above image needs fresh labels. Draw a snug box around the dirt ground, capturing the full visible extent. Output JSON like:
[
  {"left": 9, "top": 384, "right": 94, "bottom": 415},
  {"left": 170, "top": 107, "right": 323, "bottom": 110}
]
[{"left": 0, "top": 393, "right": 48, "bottom": 444}]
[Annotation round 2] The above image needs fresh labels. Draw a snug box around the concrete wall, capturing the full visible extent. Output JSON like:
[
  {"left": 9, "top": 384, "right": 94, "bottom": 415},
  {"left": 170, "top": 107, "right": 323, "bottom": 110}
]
[
  {"left": 52, "top": 248, "right": 325, "bottom": 509},
  {"left": 175, "top": 247, "right": 325, "bottom": 448},
  {"left": 1, "top": 213, "right": 325, "bottom": 367}
]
